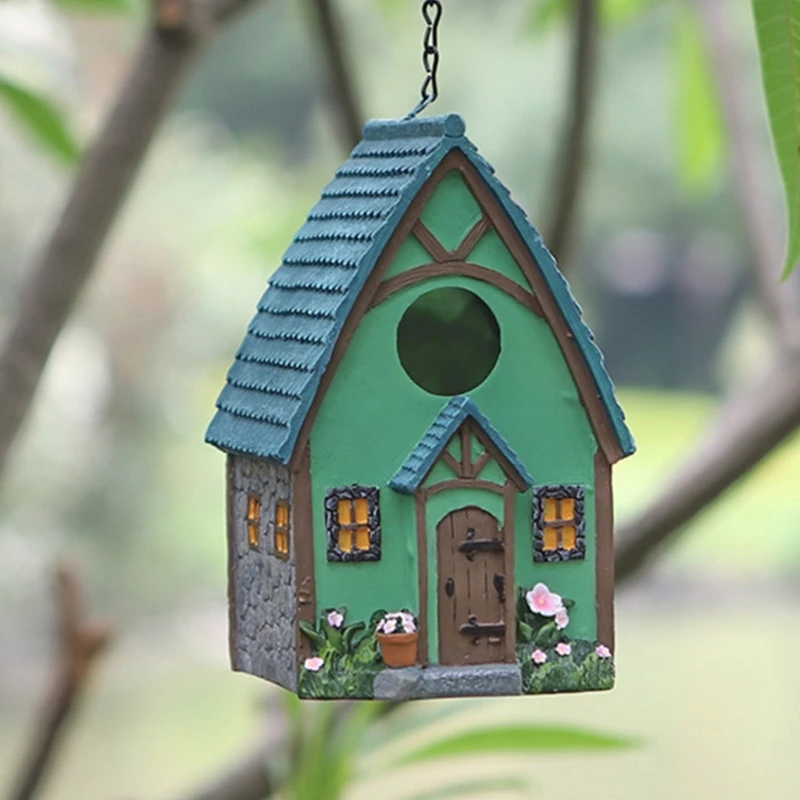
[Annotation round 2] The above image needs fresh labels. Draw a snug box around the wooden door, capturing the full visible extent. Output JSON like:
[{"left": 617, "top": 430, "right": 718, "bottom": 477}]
[{"left": 437, "top": 506, "right": 507, "bottom": 665}]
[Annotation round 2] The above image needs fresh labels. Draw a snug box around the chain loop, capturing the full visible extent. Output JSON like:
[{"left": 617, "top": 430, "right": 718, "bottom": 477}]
[{"left": 407, "top": 0, "right": 443, "bottom": 119}]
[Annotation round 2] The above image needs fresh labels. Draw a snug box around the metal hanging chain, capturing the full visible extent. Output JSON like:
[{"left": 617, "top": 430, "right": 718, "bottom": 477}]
[{"left": 407, "top": 0, "right": 443, "bottom": 119}]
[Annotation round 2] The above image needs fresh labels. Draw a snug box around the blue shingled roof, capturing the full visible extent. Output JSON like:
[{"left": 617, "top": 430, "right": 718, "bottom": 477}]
[
  {"left": 206, "top": 113, "right": 635, "bottom": 463},
  {"left": 389, "top": 396, "right": 534, "bottom": 495}
]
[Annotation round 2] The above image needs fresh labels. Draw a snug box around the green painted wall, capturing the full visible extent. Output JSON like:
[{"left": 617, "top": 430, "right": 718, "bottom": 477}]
[
  {"left": 467, "top": 228, "right": 530, "bottom": 289},
  {"left": 419, "top": 171, "right": 483, "bottom": 251},
  {"left": 308, "top": 172, "right": 599, "bottom": 660},
  {"left": 383, "top": 235, "right": 431, "bottom": 281}
]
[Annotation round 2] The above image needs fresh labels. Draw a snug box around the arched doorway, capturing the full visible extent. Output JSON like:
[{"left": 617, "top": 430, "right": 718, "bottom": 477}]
[{"left": 437, "top": 506, "right": 507, "bottom": 665}]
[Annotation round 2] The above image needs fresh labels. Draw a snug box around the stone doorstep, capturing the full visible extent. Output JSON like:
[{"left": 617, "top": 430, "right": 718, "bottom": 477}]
[{"left": 373, "top": 663, "right": 522, "bottom": 701}]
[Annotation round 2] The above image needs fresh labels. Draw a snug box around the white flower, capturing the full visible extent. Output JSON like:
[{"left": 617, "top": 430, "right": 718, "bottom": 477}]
[
  {"left": 304, "top": 656, "right": 324, "bottom": 672},
  {"left": 555, "top": 609, "right": 569, "bottom": 630},
  {"left": 327, "top": 610, "right": 344, "bottom": 629},
  {"left": 382, "top": 618, "right": 397, "bottom": 634}
]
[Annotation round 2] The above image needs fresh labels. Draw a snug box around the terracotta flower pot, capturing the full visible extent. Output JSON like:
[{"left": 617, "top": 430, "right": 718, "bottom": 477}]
[{"left": 377, "top": 631, "right": 418, "bottom": 668}]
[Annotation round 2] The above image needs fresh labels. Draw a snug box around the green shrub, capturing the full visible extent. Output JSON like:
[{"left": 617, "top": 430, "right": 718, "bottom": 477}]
[
  {"left": 518, "top": 639, "right": 615, "bottom": 694},
  {"left": 298, "top": 608, "right": 382, "bottom": 699}
]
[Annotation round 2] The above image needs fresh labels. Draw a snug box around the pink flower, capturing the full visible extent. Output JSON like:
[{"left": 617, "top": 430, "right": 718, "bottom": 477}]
[
  {"left": 304, "top": 656, "right": 324, "bottom": 672},
  {"left": 326, "top": 610, "right": 344, "bottom": 629},
  {"left": 531, "top": 649, "right": 548, "bottom": 665},
  {"left": 555, "top": 609, "right": 569, "bottom": 630},
  {"left": 596, "top": 645, "right": 612, "bottom": 659},
  {"left": 525, "top": 583, "right": 564, "bottom": 617},
  {"left": 555, "top": 642, "right": 572, "bottom": 656}
]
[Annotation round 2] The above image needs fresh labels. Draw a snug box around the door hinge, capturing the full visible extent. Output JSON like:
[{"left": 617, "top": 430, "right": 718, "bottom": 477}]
[
  {"left": 458, "top": 537, "right": 504, "bottom": 560},
  {"left": 459, "top": 615, "right": 506, "bottom": 644}
]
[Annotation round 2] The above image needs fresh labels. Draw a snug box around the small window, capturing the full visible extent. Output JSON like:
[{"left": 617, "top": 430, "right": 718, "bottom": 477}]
[
  {"left": 533, "top": 485, "right": 585, "bottom": 562},
  {"left": 275, "top": 501, "right": 291, "bottom": 559},
  {"left": 325, "top": 486, "right": 381, "bottom": 562},
  {"left": 247, "top": 494, "right": 261, "bottom": 550}
]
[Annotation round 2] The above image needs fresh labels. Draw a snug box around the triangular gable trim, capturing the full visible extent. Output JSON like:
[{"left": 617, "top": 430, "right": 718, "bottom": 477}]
[{"left": 389, "top": 396, "right": 534, "bottom": 495}]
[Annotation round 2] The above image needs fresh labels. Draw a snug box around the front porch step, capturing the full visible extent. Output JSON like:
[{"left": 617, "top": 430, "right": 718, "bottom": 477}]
[{"left": 373, "top": 663, "right": 522, "bottom": 700}]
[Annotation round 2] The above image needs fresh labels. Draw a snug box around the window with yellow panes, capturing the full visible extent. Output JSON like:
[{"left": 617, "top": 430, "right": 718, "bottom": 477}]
[
  {"left": 247, "top": 494, "right": 261, "bottom": 550},
  {"left": 325, "top": 486, "right": 381, "bottom": 562},
  {"left": 275, "top": 501, "right": 291, "bottom": 558},
  {"left": 337, "top": 496, "right": 371, "bottom": 553},
  {"left": 534, "top": 486, "right": 585, "bottom": 562}
]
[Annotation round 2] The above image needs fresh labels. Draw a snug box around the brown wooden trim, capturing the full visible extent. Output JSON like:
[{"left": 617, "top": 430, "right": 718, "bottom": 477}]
[
  {"left": 413, "top": 219, "right": 450, "bottom": 262},
  {"left": 415, "top": 491, "right": 429, "bottom": 665},
  {"left": 453, "top": 216, "right": 492, "bottom": 261},
  {"left": 470, "top": 424, "right": 530, "bottom": 493},
  {"left": 441, "top": 448, "right": 461, "bottom": 476},
  {"left": 290, "top": 149, "right": 624, "bottom": 469},
  {"left": 293, "top": 442, "right": 316, "bottom": 665},
  {"left": 460, "top": 423, "right": 472, "bottom": 477},
  {"left": 369, "top": 261, "right": 544, "bottom": 317},
  {"left": 426, "top": 478, "right": 505, "bottom": 497},
  {"left": 503, "top": 479, "right": 517, "bottom": 664},
  {"left": 226, "top": 455, "right": 238, "bottom": 670},
  {"left": 594, "top": 449, "right": 614, "bottom": 652},
  {"left": 448, "top": 155, "right": 625, "bottom": 465},
  {"left": 472, "top": 450, "right": 492, "bottom": 479}
]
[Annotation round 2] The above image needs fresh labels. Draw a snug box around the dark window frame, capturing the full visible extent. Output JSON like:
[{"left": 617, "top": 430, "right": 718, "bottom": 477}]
[
  {"left": 532, "top": 485, "right": 586, "bottom": 562},
  {"left": 325, "top": 485, "right": 381, "bottom": 562}
]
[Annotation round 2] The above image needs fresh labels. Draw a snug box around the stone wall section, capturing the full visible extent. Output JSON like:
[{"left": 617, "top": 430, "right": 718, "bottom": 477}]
[{"left": 230, "top": 455, "right": 297, "bottom": 691}]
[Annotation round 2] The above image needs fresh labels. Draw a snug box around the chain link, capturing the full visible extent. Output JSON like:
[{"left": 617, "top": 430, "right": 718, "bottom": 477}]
[{"left": 407, "top": 0, "right": 443, "bottom": 118}]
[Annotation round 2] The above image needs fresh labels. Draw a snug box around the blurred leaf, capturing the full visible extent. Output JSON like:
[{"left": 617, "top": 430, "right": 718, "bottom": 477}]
[
  {"left": 527, "top": 0, "right": 655, "bottom": 34},
  {"left": 674, "top": 7, "right": 725, "bottom": 191},
  {"left": 0, "top": 75, "right": 79, "bottom": 163},
  {"left": 751, "top": 0, "right": 800, "bottom": 276},
  {"left": 527, "top": 0, "right": 565, "bottom": 33},
  {"left": 405, "top": 777, "right": 530, "bottom": 800},
  {"left": 399, "top": 725, "right": 638, "bottom": 764},
  {"left": 602, "top": 0, "right": 653, "bottom": 24},
  {"left": 55, "top": 0, "right": 133, "bottom": 12},
  {"left": 376, "top": 0, "right": 406, "bottom": 19}
]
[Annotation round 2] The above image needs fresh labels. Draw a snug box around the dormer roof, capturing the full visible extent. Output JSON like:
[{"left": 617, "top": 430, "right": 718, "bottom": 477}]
[{"left": 389, "top": 396, "right": 534, "bottom": 495}]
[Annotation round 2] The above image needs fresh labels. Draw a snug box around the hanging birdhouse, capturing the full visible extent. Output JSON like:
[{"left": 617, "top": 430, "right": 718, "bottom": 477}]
[{"left": 205, "top": 112, "right": 635, "bottom": 700}]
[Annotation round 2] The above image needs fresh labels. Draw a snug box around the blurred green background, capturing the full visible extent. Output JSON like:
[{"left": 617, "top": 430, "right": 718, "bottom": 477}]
[{"left": 2, "top": 0, "right": 799, "bottom": 798}]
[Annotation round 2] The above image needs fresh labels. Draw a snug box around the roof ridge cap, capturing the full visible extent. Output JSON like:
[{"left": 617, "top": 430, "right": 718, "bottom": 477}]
[{"left": 362, "top": 113, "right": 466, "bottom": 142}]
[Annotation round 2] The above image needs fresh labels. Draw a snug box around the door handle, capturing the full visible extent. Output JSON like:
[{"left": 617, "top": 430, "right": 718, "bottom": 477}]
[
  {"left": 493, "top": 573, "right": 506, "bottom": 603},
  {"left": 445, "top": 577, "right": 455, "bottom": 597}
]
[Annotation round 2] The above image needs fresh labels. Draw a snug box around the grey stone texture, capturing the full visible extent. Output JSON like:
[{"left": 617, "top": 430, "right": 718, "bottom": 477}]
[
  {"left": 373, "top": 663, "right": 522, "bottom": 700},
  {"left": 230, "top": 456, "right": 297, "bottom": 691}
]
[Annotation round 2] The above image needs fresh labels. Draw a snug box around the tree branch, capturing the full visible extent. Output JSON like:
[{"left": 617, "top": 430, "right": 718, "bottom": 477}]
[
  {"left": 615, "top": 360, "right": 800, "bottom": 583},
  {"left": 614, "top": 0, "right": 800, "bottom": 584},
  {"left": 307, "top": 0, "right": 364, "bottom": 152},
  {"left": 0, "top": 0, "right": 265, "bottom": 495},
  {"left": 166, "top": 743, "right": 274, "bottom": 800},
  {"left": 7, "top": 562, "right": 112, "bottom": 800},
  {"left": 545, "top": 0, "right": 599, "bottom": 268},
  {"left": 695, "top": 0, "right": 800, "bottom": 351}
]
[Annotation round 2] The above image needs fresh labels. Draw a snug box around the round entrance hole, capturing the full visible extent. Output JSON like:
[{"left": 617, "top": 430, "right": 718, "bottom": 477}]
[{"left": 396, "top": 287, "right": 501, "bottom": 396}]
